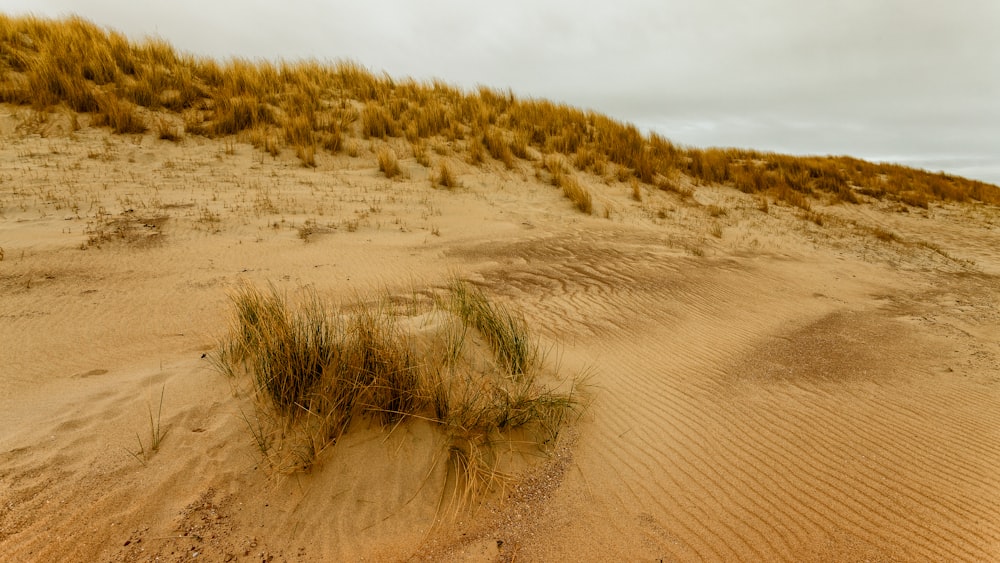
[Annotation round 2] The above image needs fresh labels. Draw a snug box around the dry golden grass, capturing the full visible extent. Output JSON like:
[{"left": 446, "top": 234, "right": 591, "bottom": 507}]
[
  {"left": 411, "top": 140, "right": 431, "bottom": 167},
  {"left": 434, "top": 160, "right": 459, "bottom": 189},
  {"left": 213, "top": 281, "right": 584, "bottom": 500},
  {"left": 0, "top": 12, "right": 996, "bottom": 211},
  {"left": 361, "top": 102, "right": 397, "bottom": 139},
  {"left": 155, "top": 117, "right": 182, "bottom": 142},
  {"left": 872, "top": 226, "right": 902, "bottom": 243},
  {"left": 295, "top": 143, "right": 316, "bottom": 167},
  {"left": 482, "top": 126, "right": 516, "bottom": 168},
  {"left": 630, "top": 179, "right": 643, "bottom": 202},
  {"left": 559, "top": 174, "right": 594, "bottom": 215},
  {"left": 543, "top": 154, "right": 566, "bottom": 186},
  {"left": 467, "top": 136, "right": 486, "bottom": 165},
  {"left": 92, "top": 95, "right": 146, "bottom": 134},
  {"left": 376, "top": 147, "right": 402, "bottom": 179}
]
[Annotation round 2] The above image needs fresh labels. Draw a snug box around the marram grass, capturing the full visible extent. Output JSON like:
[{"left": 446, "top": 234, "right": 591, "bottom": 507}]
[
  {"left": 2, "top": 13, "right": 995, "bottom": 207},
  {"left": 213, "top": 280, "right": 586, "bottom": 506}
]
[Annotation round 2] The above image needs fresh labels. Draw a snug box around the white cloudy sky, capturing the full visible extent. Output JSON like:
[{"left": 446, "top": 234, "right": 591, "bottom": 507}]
[{"left": 7, "top": 0, "right": 1000, "bottom": 184}]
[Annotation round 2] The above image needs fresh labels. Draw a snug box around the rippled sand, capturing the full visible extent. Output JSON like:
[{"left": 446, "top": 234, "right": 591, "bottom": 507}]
[{"left": 2, "top": 112, "right": 998, "bottom": 561}]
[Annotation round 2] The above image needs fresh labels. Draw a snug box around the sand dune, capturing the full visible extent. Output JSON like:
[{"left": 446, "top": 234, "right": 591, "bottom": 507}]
[{"left": 1, "top": 109, "right": 998, "bottom": 561}]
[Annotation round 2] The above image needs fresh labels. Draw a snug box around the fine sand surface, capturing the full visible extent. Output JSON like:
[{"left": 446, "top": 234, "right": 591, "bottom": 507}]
[{"left": 1, "top": 109, "right": 999, "bottom": 561}]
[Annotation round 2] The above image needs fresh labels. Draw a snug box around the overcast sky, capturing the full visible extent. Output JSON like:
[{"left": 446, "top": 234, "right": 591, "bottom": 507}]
[{"left": 7, "top": 0, "right": 999, "bottom": 184}]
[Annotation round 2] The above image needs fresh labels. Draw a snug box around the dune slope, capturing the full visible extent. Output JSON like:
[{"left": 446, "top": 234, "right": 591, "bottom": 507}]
[{"left": 1, "top": 105, "right": 998, "bottom": 562}]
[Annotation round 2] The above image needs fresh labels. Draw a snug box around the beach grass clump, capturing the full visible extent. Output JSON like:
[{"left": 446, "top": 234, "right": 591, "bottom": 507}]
[
  {"left": 467, "top": 135, "right": 486, "bottom": 165},
  {"left": 447, "top": 280, "right": 538, "bottom": 377},
  {"left": 543, "top": 157, "right": 593, "bottom": 215},
  {"left": 431, "top": 280, "right": 585, "bottom": 506},
  {"left": 92, "top": 95, "right": 146, "bottom": 134},
  {"left": 295, "top": 143, "right": 317, "bottom": 167},
  {"left": 434, "top": 160, "right": 459, "bottom": 189},
  {"left": 542, "top": 154, "right": 565, "bottom": 186},
  {"left": 361, "top": 102, "right": 398, "bottom": 139},
  {"left": 213, "top": 280, "right": 585, "bottom": 501},
  {"left": 155, "top": 117, "right": 183, "bottom": 142},
  {"left": 411, "top": 140, "right": 431, "bottom": 167},
  {"left": 376, "top": 147, "right": 402, "bottom": 178},
  {"left": 483, "top": 126, "right": 516, "bottom": 168},
  {"left": 558, "top": 174, "right": 594, "bottom": 215},
  {"left": 221, "top": 282, "right": 337, "bottom": 414},
  {"left": 340, "top": 301, "right": 420, "bottom": 425},
  {"left": 630, "top": 179, "right": 643, "bottom": 202},
  {"left": 284, "top": 114, "right": 314, "bottom": 147},
  {"left": 872, "top": 226, "right": 901, "bottom": 243}
]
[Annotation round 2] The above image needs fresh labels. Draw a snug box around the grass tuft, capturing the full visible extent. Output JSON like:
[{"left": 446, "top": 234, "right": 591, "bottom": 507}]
[
  {"left": 295, "top": 143, "right": 317, "bottom": 167},
  {"left": 411, "top": 140, "right": 431, "bottom": 167},
  {"left": 434, "top": 160, "right": 459, "bottom": 189},
  {"left": 361, "top": 102, "right": 397, "bottom": 139},
  {"left": 93, "top": 95, "right": 146, "bottom": 134},
  {"left": 213, "top": 280, "right": 586, "bottom": 504},
  {"left": 872, "top": 226, "right": 901, "bottom": 243},
  {"left": 559, "top": 175, "right": 594, "bottom": 215},
  {"left": 127, "top": 385, "right": 168, "bottom": 465},
  {"left": 377, "top": 147, "right": 402, "bottom": 178},
  {"left": 630, "top": 179, "right": 643, "bottom": 202},
  {"left": 155, "top": 117, "right": 182, "bottom": 142},
  {"left": 447, "top": 280, "right": 538, "bottom": 377}
]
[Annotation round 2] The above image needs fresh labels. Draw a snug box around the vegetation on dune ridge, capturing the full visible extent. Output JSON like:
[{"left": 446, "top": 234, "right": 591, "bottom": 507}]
[{"left": 1, "top": 13, "right": 997, "bottom": 210}]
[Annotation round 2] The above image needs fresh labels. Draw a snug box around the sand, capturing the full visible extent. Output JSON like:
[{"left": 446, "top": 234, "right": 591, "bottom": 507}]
[{"left": 1, "top": 108, "right": 998, "bottom": 561}]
